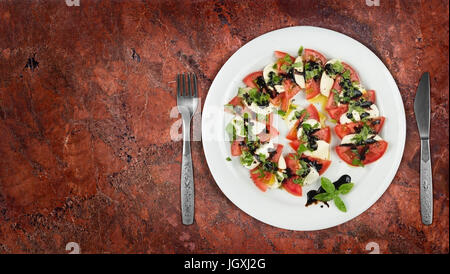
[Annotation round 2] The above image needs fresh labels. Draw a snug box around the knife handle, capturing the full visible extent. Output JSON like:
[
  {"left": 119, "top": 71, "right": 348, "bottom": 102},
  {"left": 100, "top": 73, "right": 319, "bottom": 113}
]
[{"left": 420, "top": 138, "right": 433, "bottom": 225}]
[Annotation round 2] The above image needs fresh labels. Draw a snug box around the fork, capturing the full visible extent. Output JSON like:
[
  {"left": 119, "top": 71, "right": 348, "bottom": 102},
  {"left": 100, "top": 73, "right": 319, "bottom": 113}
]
[{"left": 176, "top": 73, "right": 199, "bottom": 225}]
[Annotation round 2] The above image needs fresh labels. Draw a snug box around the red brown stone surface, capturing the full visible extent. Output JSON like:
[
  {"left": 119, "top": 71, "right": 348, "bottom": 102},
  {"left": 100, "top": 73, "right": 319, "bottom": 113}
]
[{"left": 0, "top": 0, "right": 448, "bottom": 254}]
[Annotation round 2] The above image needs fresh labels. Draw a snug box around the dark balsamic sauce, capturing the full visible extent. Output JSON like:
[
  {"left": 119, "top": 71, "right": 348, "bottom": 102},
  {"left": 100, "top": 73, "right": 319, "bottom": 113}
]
[{"left": 305, "top": 175, "right": 352, "bottom": 207}]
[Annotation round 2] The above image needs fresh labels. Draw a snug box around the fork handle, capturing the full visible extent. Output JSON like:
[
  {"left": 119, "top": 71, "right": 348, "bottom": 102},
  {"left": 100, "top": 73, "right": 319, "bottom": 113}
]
[
  {"left": 181, "top": 116, "right": 194, "bottom": 225},
  {"left": 420, "top": 138, "right": 433, "bottom": 225}
]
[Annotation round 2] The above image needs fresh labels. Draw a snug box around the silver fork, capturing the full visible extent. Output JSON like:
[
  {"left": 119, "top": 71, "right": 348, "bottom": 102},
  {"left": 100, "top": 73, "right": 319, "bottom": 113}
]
[{"left": 176, "top": 73, "right": 199, "bottom": 225}]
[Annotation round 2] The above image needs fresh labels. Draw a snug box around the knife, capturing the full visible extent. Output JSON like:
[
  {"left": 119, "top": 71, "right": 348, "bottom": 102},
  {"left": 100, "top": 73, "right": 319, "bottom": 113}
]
[{"left": 414, "top": 72, "right": 433, "bottom": 225}]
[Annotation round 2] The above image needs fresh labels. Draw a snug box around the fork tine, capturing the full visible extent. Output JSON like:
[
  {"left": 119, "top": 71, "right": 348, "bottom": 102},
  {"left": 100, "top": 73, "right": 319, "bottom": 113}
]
[
  {"left": 192, "top": 73, "right": 197, "bottom": 97},
  {"left": 177, "top": 74, "right": 181, "bottom": 97},
  {"left": 187, "top": 74, "right": 192, "bottom": 97},
  {"left": 182, "top": 73, "right": 186, "bottom": 96}
]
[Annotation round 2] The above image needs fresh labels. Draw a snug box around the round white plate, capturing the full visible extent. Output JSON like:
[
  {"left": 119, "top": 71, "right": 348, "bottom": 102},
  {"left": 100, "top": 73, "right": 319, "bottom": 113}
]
[{"left": 201, "top": 26, "right": 406, "bottom": 231}]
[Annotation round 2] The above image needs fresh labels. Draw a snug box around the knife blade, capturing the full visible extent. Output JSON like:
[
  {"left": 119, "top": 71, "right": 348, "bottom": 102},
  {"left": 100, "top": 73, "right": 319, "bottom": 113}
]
[{"left": 414, "top": 72, "right": 433, "bottom": 225}]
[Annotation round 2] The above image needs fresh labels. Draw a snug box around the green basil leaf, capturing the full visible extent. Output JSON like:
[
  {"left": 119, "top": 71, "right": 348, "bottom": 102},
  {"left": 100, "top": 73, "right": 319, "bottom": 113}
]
[
  {"left": 321, "top": 177, "right": 335, "bottom": 193},
  {"left": 338, "top": 183, "right": 354, "bottom": 194},
  {"left": 334, "top": 196, "right": 347, "bottom": 212},
  {"left": 298, "top": 46, "right": 304, "bottom": 56},
  {"left": 313, "top": 192, "right": 334, "bottom": 202}
]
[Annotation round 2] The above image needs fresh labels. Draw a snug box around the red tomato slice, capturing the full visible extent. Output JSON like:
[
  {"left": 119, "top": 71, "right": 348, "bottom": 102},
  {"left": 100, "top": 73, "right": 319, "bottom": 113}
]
[
  {"left": 326, "top": 89, "right": 348, "bottom": 121},
  {"left": 270, "top": 94, "right": 282, "bottom": 106},
  {"left": 303, "top": 49, "right": 327, "bottom": 65},
  {"left": 258, "top": 125, "right": 279, "bottom": 143},
  {"left": 363, "top": 90, "right": 376, "bottom": 103},
  {"left": 289, "top": 139, "right": 300, "bottom": 151},
  {"left": 231, "top": 141, "right": 242, "bottom": 156},
  {"left": 342, "top": 62, "right": 360, "bottom": 83},
  {"left": 286, "top": 120, "right": 300, "bottom": 141},
  {"left": 331, "top": 75, "right": 343, "bottom": 93},
  {"left": 334, "top": 117, "right": 386, "bottom": 139},
  {"left": 305, "top": 79, "right": 320, "bottom": 99},
  {"left": 283, "top": 177, "right": 302, "bottom": 196},
  {"left": 336, "top": 141, "right": 388, "bottom": 166},
  {"left": 363, "top": 140, "right": 388, "bottom": 164},
  {"left": 274, "top": 51, "right": 296, "bottom": 62},
  {"left": 301, "top": 156, "right": 331, "bottom": 175},
  {"left": 305, "top": 104, "right": 320, "bottom": 121},
  {"left": 280, "top": 92, "right": 289, "bottom": 112},
  {"left": 285, "top": 153, "right": 300, "bottom": 172},
  {"left": 312, "top": 127, "right": 331, "bottom": 143},
  {"left": 243, "top": 71, "right": 263, "bottom": 88},
  {"left": 250, "top": 168, "right": 272, "bottom": 192},
  {"left": 270, "top": 144, "right": 284, "bottom": 163}
]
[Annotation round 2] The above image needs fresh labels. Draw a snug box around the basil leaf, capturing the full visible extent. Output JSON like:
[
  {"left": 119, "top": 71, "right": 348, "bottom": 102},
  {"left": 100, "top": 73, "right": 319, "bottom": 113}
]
[
  {"left": 225, "top": 122, "right": 236, "bottom": 142},
  {"left": 226, "top": 157, "right": 232, "bottom": 161},
  {"left": 297, "top": 144, "right": 308, "bottom": 155},
  {"left": 334, "top": 196, "right": 347, "bottom": 212},
  {"left": 314, "top": 192, "right": 334, "bottom": 202},
  {"left": 298, "top": 46, "right": 304, "bottom": 56},
  {"left": 320, "top": 177, "right": 335, "bottom": 193},
  {"left": 338, "top": 183, "right": 354, "bottom": 194}
]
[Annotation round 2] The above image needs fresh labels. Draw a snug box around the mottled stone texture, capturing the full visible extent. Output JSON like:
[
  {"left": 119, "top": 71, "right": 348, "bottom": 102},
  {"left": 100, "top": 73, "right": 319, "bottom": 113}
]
[{"left": 0, "top": 0, "right": 448, "bottom": 254}]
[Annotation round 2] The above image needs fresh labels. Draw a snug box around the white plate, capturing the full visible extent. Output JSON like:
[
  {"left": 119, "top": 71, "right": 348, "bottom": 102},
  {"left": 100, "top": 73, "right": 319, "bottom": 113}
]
[{"left": 201, "top": 26, "right": 406, "bottom": 231}]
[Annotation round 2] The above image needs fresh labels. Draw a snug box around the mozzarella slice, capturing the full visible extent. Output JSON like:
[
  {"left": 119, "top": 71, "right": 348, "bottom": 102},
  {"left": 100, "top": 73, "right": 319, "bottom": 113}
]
[
  {"left": 293, "top": 57, "right": 306, "bottom": 89},
  {"left": 302, "top": 165, "right": 320, "bottom": 186},
  {"left": 339, "top": 104, "right": 380, "bottom": 124},
  {"left": 278, "top": 155, "right": 286, "bottom": 170},
  {"left": 249, "top": 120, "right": 266, "bottom": 135},
  {"left": 263, "top": 63, "right": 277, "bottom": 91},
  {"left": 339, "top": 110, "right": 361, "bottom": 124},
  {"left": 297, "top": 118, "right": 321, "bottom": 139},
  {"left": 341, "top": 134, "right": 383, "bottom": 145},
  {"left": 247, "top": 102, "right": 276, "bottom": 116},
  {"left": 255, "top": 142, "right": 275, "bottom": 159},
  {"left": 294, "top": 57, "right": 304, "bottom": 72},
  {"left": 274, "top": 84, "right": 285, "bottom": 93},
  {"left": 303, "top": 140, "right": 330, "bottom": 160},
  {"left": 320, "top": 71, "right": 334, "bottom": 97}
]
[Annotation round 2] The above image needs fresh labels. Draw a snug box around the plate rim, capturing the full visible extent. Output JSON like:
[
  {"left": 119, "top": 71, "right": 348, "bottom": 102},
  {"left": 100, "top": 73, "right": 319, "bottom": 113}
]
[{"left": 201, "top": 26, "right": 406, "bottom": 231}]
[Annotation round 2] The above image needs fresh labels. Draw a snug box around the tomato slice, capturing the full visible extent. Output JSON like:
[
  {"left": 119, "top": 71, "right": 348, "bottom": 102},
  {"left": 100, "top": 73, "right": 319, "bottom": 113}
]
[
  {"left": 303, "top": 49, "right": 327, "bottom": 66},
  {"left": 363, "top": 90, "right": 376, "bottom": 103},
  {"left": 258, "top": 125, "right": 279, "bottom": 143},
  {"left": 285, "top": 153, "right": 300, "bottom": 172},
  {"left": 270, "top": 144, "right": 284, "bottom": 163},
  {"left": 342, "top": 62, "right": 360, "bottom": 83},
  {"left": 270, "top": 94, "right": 282, "bottom": 106},
  {"left": 305, "top": 104, "right": 320, "bottom": 121},
  {"left": 334, "top": 117, "right": 386, "bottom": 139},
  {"left": 326, "top": 89, "right": 348, "bottom": 121},
  {"left": 243, "top": 71, "right": 263, "bottom": 88},
  {"left": 280, "top": 92, "right": 289, "bottom": 112},
  {"left": 301, "top": 156, "right": 331, "bottom": 175},
  {"left": 363, "top": 140, "right": 388, "bottom": 164},
  {"left": 283, "top": 177, "right": 302, "bottom": 196},
  {"left": 336, "top": 141, "right": 388, "bottom": 166},
  {"left": 305, "top": 79, "right": 320, "bottom": 99},
  {"left": 312, "top": 127, "right": 331, "bottom": 143},
  {"left": 274, "top": 51, "right": 296, "bottom": 62},
  {"left": 286, "top": 120, "right": 300, "bottom": 141},
  {"left": 250, "top": 168, "right": 272, "bottom": 192},
  {"left": 231, "top": 141, "right": 242, "bottom": 156}
]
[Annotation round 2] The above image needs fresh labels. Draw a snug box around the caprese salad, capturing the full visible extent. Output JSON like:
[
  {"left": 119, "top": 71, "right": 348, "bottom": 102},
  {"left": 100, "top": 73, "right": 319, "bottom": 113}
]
[{"left": 224, "top": 46, "right": 388, "bottom": 199}]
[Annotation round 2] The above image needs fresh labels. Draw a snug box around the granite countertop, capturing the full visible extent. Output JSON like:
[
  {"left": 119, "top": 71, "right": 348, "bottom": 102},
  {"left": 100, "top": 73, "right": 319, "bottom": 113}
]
[{"left": 0, "top": 0, "right": 448, "bottom": 254}]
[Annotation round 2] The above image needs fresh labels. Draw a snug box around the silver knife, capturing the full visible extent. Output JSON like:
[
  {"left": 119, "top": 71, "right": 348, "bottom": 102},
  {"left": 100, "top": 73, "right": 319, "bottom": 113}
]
[{"left": 414, "top": 72, "right": 433, "bottom": 225}]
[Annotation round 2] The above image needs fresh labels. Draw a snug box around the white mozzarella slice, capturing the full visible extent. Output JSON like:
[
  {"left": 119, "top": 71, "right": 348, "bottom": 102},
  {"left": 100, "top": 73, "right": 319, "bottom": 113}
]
[
  {"left": 320, "top": 71, "right": 334, "bottom": 97},
  {"left": 255, "top": 142, "right": 275, "bottom": 159},
  {"left": 249, "top": 120, "right": 266, "bottom": 135},
  {"left": 303, "top": 140, "right": 330, "bottom": 160},
  {"left": 263, "top": 63, "right": 277, "bottom": 91},
  {"left": 294, "top": 73, "right": 305, "bottom": 89},
  {"left": 285, "top": 106, "right": 301, "bottom": 129},
  {"left": 294, "top": 57, "right": 304, "bottom": 72},
  {"left": 366, "top": 104, "right": 379, "bottom": 118},
  {"left": 247, "top": 102, "right": 276, "bottom": 116},
  {"left": 341, "top": 134, "right": 383, "bottom": 145},
  {"left": 278, "top": 155, "right": 286, "bottom": 170},
  {"left": 274, "top": 84, "right": 285, "bottom": 93},
  {"left": 339, "top": 110, "right": 361, "bottom": 124},
  {"left": 297, "top": 118, "right": 321, "bottom": 139},
  {"left": 302, "top": 165, "right": 320, "bottom": 186}
]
